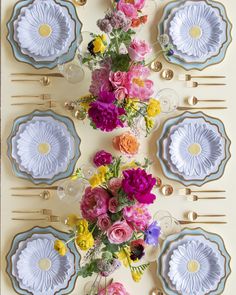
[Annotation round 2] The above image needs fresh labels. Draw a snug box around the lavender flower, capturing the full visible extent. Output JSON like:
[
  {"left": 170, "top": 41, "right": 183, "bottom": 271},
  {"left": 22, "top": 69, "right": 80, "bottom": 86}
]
[
  {"left": 144, "top": 221, "right": 161, "bottom": 246},
  {"left": 97, "top": 19, "right": 113, "bottom": 34},
  {"left": 110, "top": 10, "right": 131, "bottom": 31}
]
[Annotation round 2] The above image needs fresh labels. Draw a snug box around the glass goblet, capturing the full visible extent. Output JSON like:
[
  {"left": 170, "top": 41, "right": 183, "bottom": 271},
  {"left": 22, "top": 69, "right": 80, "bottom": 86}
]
[
  {"left": 57, "top": 178, "right": 87, "bottom": 204},
  {"left": 156, "top": 88, "right": 179, "bottom": 113}
]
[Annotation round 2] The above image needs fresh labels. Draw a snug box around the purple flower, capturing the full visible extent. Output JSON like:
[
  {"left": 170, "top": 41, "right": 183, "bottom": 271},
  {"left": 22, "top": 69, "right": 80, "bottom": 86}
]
[
  {"left": 98, "top": 89, "right": 116, "bottom": 103},
  {"left": 122, "top": 168, "right": 156, "bottom": 204},
  {"left": 88, "top": 100, "right": 125, "bottom": 132},
  {"left": 97, "top": 19, "right": 113, "bottom": 33},
  {"left": 144, "top": 221, "right": 161, "bottom": 246},
  {"left": 109, "top": 10, "right": 131, "bottom": 31},
  {"left": 93, "top": 150, "right": 113, "bottom": 167}
]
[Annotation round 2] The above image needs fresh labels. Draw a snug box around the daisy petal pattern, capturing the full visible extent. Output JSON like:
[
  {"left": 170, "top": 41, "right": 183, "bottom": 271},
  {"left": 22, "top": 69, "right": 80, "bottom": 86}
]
[
  {"left": 169, "top": 2, "right": 224, "bottom": 58},
  {"left": 169, "top": 122, "right": 224, "bottom": 179},
  {"left": 168, "top": 240, "right": 222, "bottom": 295},
  {"left": 16, "top": 0, "right": 71, "bottom": 57},
  {"left": 16, "top": 238, "right": 71, "bottom": 293}
]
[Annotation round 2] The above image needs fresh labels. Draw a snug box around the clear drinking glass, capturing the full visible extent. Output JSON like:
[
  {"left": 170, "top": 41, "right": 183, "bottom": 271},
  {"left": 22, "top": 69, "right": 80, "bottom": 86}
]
[
  {"left": 57, "top": 56, "right": 85, "bottom": 84},
  {"left": 156, "top": 88, "right": 179, "bottom": 113},
  {"left": 57, "top": 178, "right": 87, "bottom": 204}
]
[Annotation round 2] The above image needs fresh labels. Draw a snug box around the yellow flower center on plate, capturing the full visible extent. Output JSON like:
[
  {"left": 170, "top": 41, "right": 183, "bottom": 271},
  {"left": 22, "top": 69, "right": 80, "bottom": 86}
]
[
  {"left": 189, "top": 26, "right": 202, "bottom": 39},
  {"left": 188, "top": 143, "right": 201, "bottom": 156},
  {"left": 38, "top": 24, "right": 52, "bottom": 37},
  {"left": 38, "top": 143, "right": 51, "bottom": 155},
  {"left": 38, "top": 258, "right": 51, "bottom": 271},
  {"left": 187, "top": 260, "right": 200, "bottom": 273}
]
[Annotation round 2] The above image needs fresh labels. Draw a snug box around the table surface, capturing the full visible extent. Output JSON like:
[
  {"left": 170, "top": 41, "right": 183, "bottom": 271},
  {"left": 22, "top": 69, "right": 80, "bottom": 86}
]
[{"left": 1, "top": 0, "right": 236, "bottom": 294}]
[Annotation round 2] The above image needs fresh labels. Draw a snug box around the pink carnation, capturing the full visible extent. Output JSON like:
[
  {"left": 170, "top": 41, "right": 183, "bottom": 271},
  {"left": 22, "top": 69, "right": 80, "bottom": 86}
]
[
  {"left": 97, "top": 214, "right": 111, "bottom": 231},
  {"left": 117, "top": 1, "right": 138, "bottom": 19},
  {"left": 90, "top": 66, "right": 112, "bottom": 96},
  {"left": 80, "top": 187, "right": 109, "bottom": 222},
  {"left": 128, "top": 39, "right": 152, "bottom": 62},
  {"left": 99, "top": 282, "right": 130, "bottom": 295},
  {"left": 127, "top": 65, "right": 154, "bottom": 101},
  {"left": 107, "top": 220, "right": 133, "bottom": 244},
  {"left": 123, "top": 203, "right": 151, "bottom": 230}
]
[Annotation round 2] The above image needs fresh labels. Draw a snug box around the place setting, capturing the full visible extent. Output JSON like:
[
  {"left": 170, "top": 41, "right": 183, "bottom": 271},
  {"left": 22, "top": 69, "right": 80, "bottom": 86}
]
[{"left": 2, "top": 0, "right": 234, "bottom": 294}]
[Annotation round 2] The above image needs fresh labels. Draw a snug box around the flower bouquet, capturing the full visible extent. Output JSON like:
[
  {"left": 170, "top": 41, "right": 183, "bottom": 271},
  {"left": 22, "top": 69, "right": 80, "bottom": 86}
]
[
  {"left": 65, "top": 0, "right": 165, "bottom": 135},
  {"left": 54, "top": 150, "right": 161, "bottom": 292}
]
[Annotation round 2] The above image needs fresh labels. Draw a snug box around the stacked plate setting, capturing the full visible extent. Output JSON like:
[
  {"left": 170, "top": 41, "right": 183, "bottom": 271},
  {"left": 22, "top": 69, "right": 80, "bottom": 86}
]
[
  {"left": 158, "top": 0, "right": 232, "bottom": 70},
  {"left": 7, "top": 0, "right": 82, "bottom": 68},
  {"left": 6, "top": 226, "right": 81, "bottom": 295},
  {"left": 7, "top": 110, "right": 81, "bottom": 184},
  {"left": 157, "top": 112, "right": 231, "bottom": 186},
  {"left": 158, "top": 228, "right": 231, "bottom": 295}
]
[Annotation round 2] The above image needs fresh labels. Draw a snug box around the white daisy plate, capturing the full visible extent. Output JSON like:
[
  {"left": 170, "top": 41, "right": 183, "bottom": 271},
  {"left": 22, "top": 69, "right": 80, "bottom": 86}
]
[
  {"left": 13, "top": 0, "right": 76, "bottom": 62},
  {"left": 163, "top": 0, "right": 227, "bottom": 63},
  {"left": 160, "top": 234, "right": 225, "bottom": 295},
  {"left": 167, "top": 118, "right": 225, "bottom": 180},
  {"left": 168, "top": 240, "right": 222, "bottom": 295}
]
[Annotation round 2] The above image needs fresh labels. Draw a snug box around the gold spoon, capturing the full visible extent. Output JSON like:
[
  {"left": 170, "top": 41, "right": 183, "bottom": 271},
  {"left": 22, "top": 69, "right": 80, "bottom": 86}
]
[
  {"left": 161, "top": 69, "right": 174, "bottom": 80},
  {"left": 150, "top": 60, "right": 162, "bottom": 72},
  {"left": 179, "top": 74, "right": 226, "bottom": 81},
  {"left": 151, "top": 289, "right": 164, "bottom": 295},
  {"left": 12, "top": 215, "right": 60, "bottom": 222},
  {"left": 187, "top": 211, "right": 226, "bottom": 221},
  {"left": 12, "top": 209, "right": 52, "bottom": 215},
  {"left": 11, "top": 94, "right": 51, "bottom": 100},
  {"left": 11, "top": 76, "right": 51, "bottom": 86},
  {"left": 160, "top": 184, "right": 173, "bottom": 196},
  {"left": 187, "top": 195, "right": 226, "bottom": 202},
  {"left": 187, "top": 96, "right": 226, "bottom": 106},
  {"left": 73, "top": 0, "right": 87, "bottom": 5},
  {"left": 187, "top": 81, "right": 226, "bottom": 88},
  {"left": 11, "top": 190, "right": 51, "bottom": 200},
  {"left": 178, "top": 188, "right": 226, "bottom": 195}
]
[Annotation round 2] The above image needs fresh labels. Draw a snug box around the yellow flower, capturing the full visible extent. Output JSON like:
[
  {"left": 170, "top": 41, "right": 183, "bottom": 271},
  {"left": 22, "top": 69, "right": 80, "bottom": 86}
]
[
  {"left": 65, "top": 214, "right": 80, "bottom": 227},
  {"left": 93, "top": 35, "right": 107, "bottom": 54},
  {"left": 89, "top": 174, "right": 103, "bottom": 188},
  {"left": 98, "top": 165, "right": 108, "bottom": 180},
  {"left": 76, "top": 218, "right": 89, "bottom": 234},
  {"left": 76, "top": 232, "right": 94, "bottom": 251},
  {"left": 145, "top": 117, "right": 154, "bottom": 129},
  {"left": 117, "top": 247, "right": 132, "bottom": 268},
  {"left": 121, "top": 160, "right": 138, "bottom": 171},
  {"left": 147, "top": 99, "right": 161, "bottom": 117},
  {"left": 54, "top": 240, "right": 67, "bottom": 256},
  {"left": 131, "top": 270, "right": 142, "bottom": 282}
]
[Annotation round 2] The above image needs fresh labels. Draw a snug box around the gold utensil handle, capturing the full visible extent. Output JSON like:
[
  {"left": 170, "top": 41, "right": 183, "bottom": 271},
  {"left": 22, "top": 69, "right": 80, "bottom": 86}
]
[
  {"left": 177, "top": 107, "right": 228, "bottom": 110},
  {"left": 12, "top": 210, "right": 40, "bottom": 213},
  {"left": 198, "top": 83, "right": 227, "bottom": 86},
  {"left": 12, "top": 218, "right": 46, "bottom": 221},
  {"left": 199, "top": 100, "right": 226, "bottom": 102},
  {"left": 198, "top": 214, "right": 226, "bottom": 217},
  {"left": 11, "top": 186, "right": 58, "bottom": 190},
  {"left": 11, "top": 73, "right": 64, "bottom": 77},
  {"left": 179, "top": 221, "right": 227, "bottom": 224},
  {"left": 11, "top": 194, "right": 40, "bottom": 197},
  {"left": 198, "top": 197, "right": 226, "bottom": 200},
  {"left": 11, "top": 103, "right": 45, "bottom": 106},
  {"left": 11, "top": 95, "right": 40, "bottom": 98},
  {"left": 192, "top": 190, "right": 226, "bottom": 193},
  {"left": 11, "top": 79, "right": 39, "bottom": 82},
  {"left": 192, "top": 76, "right": 226, "bottom": 78}
]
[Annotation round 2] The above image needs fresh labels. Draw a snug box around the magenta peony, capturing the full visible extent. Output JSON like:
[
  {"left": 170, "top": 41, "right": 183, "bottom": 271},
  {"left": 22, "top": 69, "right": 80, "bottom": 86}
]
[
  {"left": 80, "top": 187, "right": 109, "bottom": 221},
  {"left": 99, "top": 282, "right": 130, "bottom": 295},
  {"left": 107, "top": 220, "right": 133, "bottom": 244},
  {"left": 93, "top": 150, "right": 113, "bottom": 167},
  {"left": 122, "top": 168, "right": 156, "bottom": 204},
  {"left": 123, "top": 203, "right": 151, "bottom": 230},
  {"left": 128, "top": 39, "right": 152, "bottom": 62}
]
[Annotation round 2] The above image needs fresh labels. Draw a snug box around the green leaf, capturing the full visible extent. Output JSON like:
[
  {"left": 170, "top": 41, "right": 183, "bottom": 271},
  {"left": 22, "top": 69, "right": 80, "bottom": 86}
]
[
  {"left": 111, "top": 54, "right": 131, "bottom": 72},
  {"left": 77, "top": 260, "right": 99, "bottom": 278}
]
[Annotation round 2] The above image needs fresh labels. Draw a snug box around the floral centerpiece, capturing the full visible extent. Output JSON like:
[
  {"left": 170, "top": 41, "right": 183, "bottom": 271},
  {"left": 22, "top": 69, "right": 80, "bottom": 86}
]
[
  {"left": 54, "top": 150, "right": 161, "bottom": 292},
  {"left": 64, "top": 0, "right": 168, "bottom": 136}
]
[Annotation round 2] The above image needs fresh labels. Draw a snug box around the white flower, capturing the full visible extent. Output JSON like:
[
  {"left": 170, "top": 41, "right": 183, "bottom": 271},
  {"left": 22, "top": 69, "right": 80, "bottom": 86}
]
[
  {"left": 168, "top": 240, "right": 221, "bottom": 295},
  {"left": 17, "top": 238, "right": 71, "bottom": 293},
  {"left": 169, "top": 2, "right": 223, "bottom": 58},
  {"left": 16, "top": 0, "right": 71, "bottom": 57},
  {"left": 16, "top": 120, "right": 71, "bottom": 178},
  {"left": 169, "top": 122, "right": 224, "bottom": 178}
]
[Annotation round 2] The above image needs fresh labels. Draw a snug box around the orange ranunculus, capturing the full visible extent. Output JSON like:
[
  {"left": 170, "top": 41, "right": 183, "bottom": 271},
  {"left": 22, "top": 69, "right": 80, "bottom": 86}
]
[{"left": 113, "top": 132, "right": 140, "bottom": 155}]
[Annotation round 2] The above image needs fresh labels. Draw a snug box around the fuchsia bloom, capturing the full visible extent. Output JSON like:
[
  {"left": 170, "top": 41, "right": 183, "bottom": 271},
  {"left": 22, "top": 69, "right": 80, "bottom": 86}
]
[
  {"left": 107, "top": 220, "right": 133, "bottom": 244},
  {"left": 117, "top": 0, "right": 138, "bottom": 19},
  {"left": 93, "top": 150, "right": 113, "bottom": 167},
  {"left": 99, "top": 282, "right": 130, "bottom": 295},
  {"left": 128, "top": 39, "right": 152, "bottom": 62},
  {"left": 122, "top": 168, "right": 156, "bottom": 204},
  {"left": 80, "top": 187, "right": 109, "bottom": 222},
  {"left": 127, "top": 65, "right": 154, "bottom": 101},
  {"left": 123, "top": 203, "right": 151, "bottom": 230}
]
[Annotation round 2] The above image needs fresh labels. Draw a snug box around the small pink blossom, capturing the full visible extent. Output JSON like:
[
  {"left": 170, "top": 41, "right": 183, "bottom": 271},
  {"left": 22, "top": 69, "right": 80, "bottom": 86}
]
[
  {"left": 123, "top": 203, "right": 151, "bottom": 230},
  {"left": 107, "top": 220, "right": 133, "bottom": 244},
  {"left": 108, "top": 197, "right": 119, "bottom": 213},
  {"left": 133, "top": 0, "right": 146, "bottom": 10},
  {"left": 128, "top": 39, "right": 152, "bottom": 62},
  {"left": 109, "top": 71, "right": 128, "bottom": 89},
  {"left": 117, "top": 1, "right": 138, "bottom": 19},
  {"left": 109, "top": 178, "right": 123, "bottom": 196},
  {"left": 97, "top": 214, "right": 112, "bottom": 231},
  {"left": 99, "top": 282, "right": 130, "bottom": 295},
  {"left": 114, "top": 87, "right": 127, "bottom": 100}
]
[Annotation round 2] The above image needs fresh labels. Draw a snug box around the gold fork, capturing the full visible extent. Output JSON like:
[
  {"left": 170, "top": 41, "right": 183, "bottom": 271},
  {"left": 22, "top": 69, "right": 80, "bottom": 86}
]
[
  {"left": 187, "top": 81, "right": 227, "bottom": 88},
  {"left": 12, "top": 215, "right": 60, "bottom": 222},
  {"left": 11, "top": 94, "right": 51, "bottom": 100},
  {"left": 12, "top": 209, "right": 52, "bottom": 215}
]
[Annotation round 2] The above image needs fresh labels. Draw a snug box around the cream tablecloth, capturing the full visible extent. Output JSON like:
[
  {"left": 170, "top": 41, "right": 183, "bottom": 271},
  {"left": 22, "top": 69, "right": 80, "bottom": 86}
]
[{"left": 1, "top": 0, "right": 236, "bottom": 294}]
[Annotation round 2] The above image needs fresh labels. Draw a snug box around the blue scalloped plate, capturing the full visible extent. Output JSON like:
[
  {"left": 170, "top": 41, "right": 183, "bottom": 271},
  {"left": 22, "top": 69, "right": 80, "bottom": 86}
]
[
  {"left": 7, "top": 110, "right": 81, "bottom": 185},
  {"left": 158, "top": 228, "right": 231, "bottom": 295},
  {"left": 158, "top": 0, "right": 232, "bottom": 70},
  {"left": 7, "top": 0, "right": 82, "bottom": 69},
  {"left": 6, "top": 226, "right": 81, "bottom": 295},
  {"left": 157, "top": 112, "right": 231, "bottom": 187}
]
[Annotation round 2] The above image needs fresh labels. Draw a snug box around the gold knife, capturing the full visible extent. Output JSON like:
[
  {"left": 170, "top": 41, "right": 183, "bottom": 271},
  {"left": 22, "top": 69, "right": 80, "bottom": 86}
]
[
  {"left": 11, "top": 186, "right": 58, "bottom": 190},
  {"left": 11, "top": 73, "right": 64, "bottom": 78},
  {"left": 177, "top": 106, "right": 228, "bottom": 110},
  {"left": 179, "top": 221, "right": 227, "bottom": 225}
]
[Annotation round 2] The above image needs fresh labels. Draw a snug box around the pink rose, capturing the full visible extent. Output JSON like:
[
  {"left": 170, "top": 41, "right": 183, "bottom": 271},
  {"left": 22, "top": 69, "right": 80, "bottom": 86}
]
[
  {"left": 97, "top": 214, "right": 111, "bottom": 231},
  {"left": 80, "top": 187, "right": 109, "bottom": 222},
  {"left": 117, "top": 1, "right": 138, "bottom": 19},
  {"left": 114, "top": 87, "right": 127, "bottom": 100},
  {"left": 108, "top": 197, "right": 119, "bottom": 213},
  {"left": 128, "top": 39, "right": 152, "bottom": 62},
  {"left": 99, "top": 282, "right": 130, "bottom": 295},
  {"left": 109, "top": 178, "right": 123, "bottom": 196},
  {"left": 109, "top": 71, "right": 128, "bottom": 88},
  {"left": 107, "top": 220, "right": 133, "bottom": 244}
]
